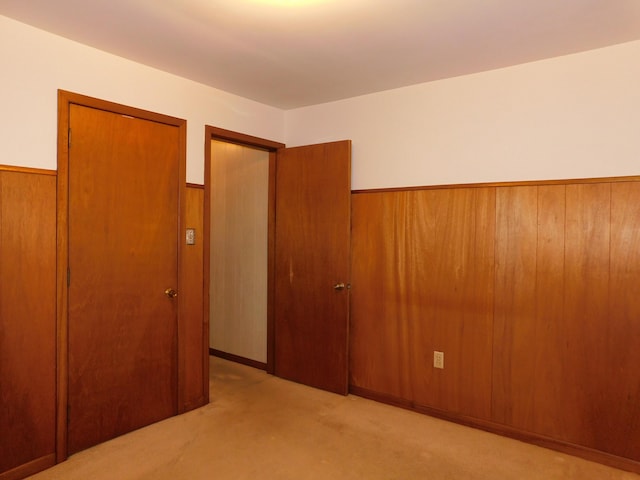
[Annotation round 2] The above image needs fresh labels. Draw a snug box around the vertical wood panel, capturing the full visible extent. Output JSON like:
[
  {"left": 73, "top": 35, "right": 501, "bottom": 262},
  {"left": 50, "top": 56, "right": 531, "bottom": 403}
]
[
  {"left": 180, "top": 185, "right": 207, "bottom": 411},
  {"left": 531, "top": 185, "right": 567, "bottom": 438},
  {"left": 602, "top": 182, "right": 640, "bottom": 459},
  {"left": 492, "top": 185, "right": 570, "bottom": 438},
  {"left": 351, "top": 188, "right": 494, "bottom": 419},
  {"left": 350, "top": 192, "right": 413, "bottom": 400},
  {"left": 492, "top": 185, "right": 538, "bottom": 426},
  {"left": 563, "top": 183, "right": 611, "bottom": 448},
  {"left": 409, "top": 188, "right": 494, "bottom": 419},
  {"left": 0, "top": 171, "right": 56, "bottom": 474},
  {"left": 463, "top": 187, "right": 495, "bottom": 418},
  {"left": 351, "top": 178, "right": 640, "bottom": 467}
]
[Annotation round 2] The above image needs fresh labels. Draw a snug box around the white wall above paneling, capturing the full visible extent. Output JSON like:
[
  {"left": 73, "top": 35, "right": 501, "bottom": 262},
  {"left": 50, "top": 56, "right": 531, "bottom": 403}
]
[
  {"left": 285, "top": 40, "right": 640, "bottom": 191},
  {"left": 3, "top": 14, "right": 640, "bottom": 190},
  {"left": 0, "top": 15, "right": 285, "bottom": 185}
]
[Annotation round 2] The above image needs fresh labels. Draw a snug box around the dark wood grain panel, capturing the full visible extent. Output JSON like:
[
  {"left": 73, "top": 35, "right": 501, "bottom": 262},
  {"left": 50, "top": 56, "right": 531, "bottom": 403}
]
[
  {"left": 462, "top": 187, "right": 495, "bottom": 418},
  {"left": 408, "top": 188, "right": 494, "bottom": 419},
  {"left": 350, "top": 178, "right": 640, "bottom": 470},
  {"left": 492, "top": 185, "right": 538, "bottom": 426},
  {"left": 601, "top": 182, "right": 640, "bottom": 459},
  {"left": 562, "top": 183, "right": 611, "bottom": 449},
  {"left": 179, "top": 186, "right": 207, "bottom": 411},
  {"left": 530, "top": 185, "right": 568, "bottom": 438},
  {"left": 491, "top": 185, "right": 572, "bottom": 439},
  {"left": 351, "top": 188, "right": 495, "bottom": 419},
  {"left": 0, "top": 171, "right": 57, "bottom": 474},
  {"left": 350, "top": 191, "right": 413, "bottom": 400}
]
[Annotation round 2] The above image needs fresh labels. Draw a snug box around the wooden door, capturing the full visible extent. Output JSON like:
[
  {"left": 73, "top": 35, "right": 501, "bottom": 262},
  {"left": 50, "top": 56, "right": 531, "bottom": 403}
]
[
  {"left": 274, "top": 140, "right": 351, "bottom": 395},
  {"left": 67, "top": 104, "right": 179, "bottom": 454}
]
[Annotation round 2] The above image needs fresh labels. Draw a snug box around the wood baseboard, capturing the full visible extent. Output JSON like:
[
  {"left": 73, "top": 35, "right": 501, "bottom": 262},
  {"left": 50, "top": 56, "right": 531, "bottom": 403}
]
[
  {"left": 0, "top": 454, "right": 56, "bottom": 480},
  {"left": 181, "top": 396, "right": 208, "bottom": 413},
  {"left": 209, "top": 348, "right": 267, "bottom": 371},
  {"left": 349, "top": 385, "right": 640, "bottom": 475}
]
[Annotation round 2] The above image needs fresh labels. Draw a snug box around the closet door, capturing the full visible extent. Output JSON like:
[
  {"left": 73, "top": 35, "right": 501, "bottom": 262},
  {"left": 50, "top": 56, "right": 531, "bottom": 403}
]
[{"left": 67, "top": 103, "right": 180, "bottom": 454}]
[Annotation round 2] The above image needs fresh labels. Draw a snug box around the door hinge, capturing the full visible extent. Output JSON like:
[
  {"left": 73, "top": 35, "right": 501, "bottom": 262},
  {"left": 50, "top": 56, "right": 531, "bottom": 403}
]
[
  {"left": 68, "top": 128, "right": 72, "bottom": 149},
  {"left": 67, "top": 404, "right": 71, "bottom": 424},
  {"left": 67, "top": 268, "right": 71, "bottom": 286}
]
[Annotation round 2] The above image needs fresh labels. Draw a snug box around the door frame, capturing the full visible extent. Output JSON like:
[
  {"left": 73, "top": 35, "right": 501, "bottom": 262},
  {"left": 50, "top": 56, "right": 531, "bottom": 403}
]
[
  {"left": 56, "top": 90, "right": 187, "bottom": 461},
  {"left": 204, "top": 126, "right": 284, "bottom": 374}
]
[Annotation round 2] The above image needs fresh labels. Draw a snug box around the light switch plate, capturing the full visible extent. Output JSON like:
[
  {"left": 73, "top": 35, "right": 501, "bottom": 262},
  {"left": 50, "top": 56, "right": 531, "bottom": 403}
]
[{"left": 186, "top": 228, "right": 196, "bottom": 245}]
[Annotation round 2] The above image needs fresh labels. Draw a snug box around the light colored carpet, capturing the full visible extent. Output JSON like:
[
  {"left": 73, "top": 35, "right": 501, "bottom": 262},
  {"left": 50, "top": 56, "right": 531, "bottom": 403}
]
[{"left": 29, "top": 357, "right": 639, "bottom": 480}]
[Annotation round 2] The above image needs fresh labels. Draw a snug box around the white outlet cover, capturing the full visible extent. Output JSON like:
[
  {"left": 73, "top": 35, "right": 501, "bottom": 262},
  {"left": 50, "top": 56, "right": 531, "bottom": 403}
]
[{"left": 434, "top": 351, "right": 444, "bottom": 369}]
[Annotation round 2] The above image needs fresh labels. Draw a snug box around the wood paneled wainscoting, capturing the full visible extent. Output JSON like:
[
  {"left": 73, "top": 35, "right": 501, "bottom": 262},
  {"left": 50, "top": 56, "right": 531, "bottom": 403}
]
[
  {"left": 181, "top": 184, "right": 209, "bottom": 411},
  {"left": 0, "top": 166, "right": 207, "bottom": 480},
  {"left": 350, "top": 177, "right": 640, "bottom": 474},
  {"left": 0, "top": 166, "right": 57, "bottom": 480}
]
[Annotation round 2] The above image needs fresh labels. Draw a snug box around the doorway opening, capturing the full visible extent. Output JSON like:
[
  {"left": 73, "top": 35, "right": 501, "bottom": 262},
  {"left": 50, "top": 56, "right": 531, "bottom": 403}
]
[
  {"left": 204, "top": 127, "right": 352, "bottom": 393},
  {"left": 204, "top": 126, "right": 284, "bottom": 374}
]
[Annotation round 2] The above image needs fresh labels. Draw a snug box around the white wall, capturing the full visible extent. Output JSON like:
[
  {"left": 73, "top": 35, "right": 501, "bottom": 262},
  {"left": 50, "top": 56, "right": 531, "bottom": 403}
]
[
  {"left": 209, "top": 141, "right": 269, "bottom": 363},
  {"left": 285, "top": 40, "right": 640, "bottom": 190},
  {"left": 4, "top": 14, "right": 640, "bottom": 190},
  {"left": 0, "top": 15, "right": 284, "bottom": 184}
]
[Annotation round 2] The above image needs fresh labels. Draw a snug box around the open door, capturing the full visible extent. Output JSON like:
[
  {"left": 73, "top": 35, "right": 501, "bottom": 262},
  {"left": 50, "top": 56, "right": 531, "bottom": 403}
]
[{"left": 274, "top": 140, "right": 351, "bottom": 395}]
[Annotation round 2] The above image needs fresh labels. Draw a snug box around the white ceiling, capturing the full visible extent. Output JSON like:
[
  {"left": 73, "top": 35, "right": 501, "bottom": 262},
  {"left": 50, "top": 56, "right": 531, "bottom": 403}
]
[{"left": 2, "top": 0, "right": 640, "bottom": 109}]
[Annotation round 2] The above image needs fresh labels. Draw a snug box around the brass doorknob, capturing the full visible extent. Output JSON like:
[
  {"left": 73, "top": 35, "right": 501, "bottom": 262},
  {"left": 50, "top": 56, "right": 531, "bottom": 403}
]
[
  {"left": 165, "top": 288, "right": 178, "bottom": 298},
  {"left": 333, "top": 283, "right": 346, "bottom": 291}
]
